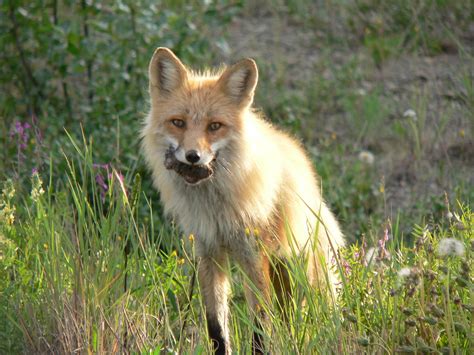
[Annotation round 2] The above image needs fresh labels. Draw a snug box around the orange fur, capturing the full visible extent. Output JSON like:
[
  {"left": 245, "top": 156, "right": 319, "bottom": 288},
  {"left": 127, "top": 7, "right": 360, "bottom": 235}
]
[{"left": 141, "top": 47, "right": 344, "bottom": 354}]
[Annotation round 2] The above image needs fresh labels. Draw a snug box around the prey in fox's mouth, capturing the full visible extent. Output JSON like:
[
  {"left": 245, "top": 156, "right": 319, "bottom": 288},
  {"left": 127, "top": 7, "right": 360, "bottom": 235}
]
[{"left": 164, "top": 147, "right": 215, "bottom": 185}]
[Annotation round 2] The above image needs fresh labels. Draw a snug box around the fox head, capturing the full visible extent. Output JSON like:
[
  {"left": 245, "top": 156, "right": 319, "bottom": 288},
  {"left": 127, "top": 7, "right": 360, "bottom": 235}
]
[{"left": 144, "top": 47, "right": 258, "bottom": 185}]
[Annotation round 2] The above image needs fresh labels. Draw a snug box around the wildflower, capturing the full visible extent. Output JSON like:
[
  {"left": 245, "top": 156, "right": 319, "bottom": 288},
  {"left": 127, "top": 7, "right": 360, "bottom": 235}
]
[
  {"left": 93, "top": 163, "right": 126, "bottom": 202},
  {"left": 379, "top": 183, "right": 385, "bottom": 194},
  {"left": 459, "top": 129, "right": 465, "bottom": 138},
  {"left": 403, "top": 109, "right": 417, "bottom": 120},
  {"left": 170, "top": 250, "right": 177, "bottom": 257},
  {"left": 95, "top": 172, "right": 108, "bottom": 201},
  {"left": 341, "top": 257, "right": 351, "bottom": 275},
  {"left": 398, "top": 267, "right": 412, "bottom": 278},
  {"left": 245, "top": 227, "right": 251, "bottom": 236},
  {"left": 178, "top": 258, "right": 185, "bottom": 265},
  {"left": 10, "top": 121, "right": 31, "bottom": 165},
  {"left": 188, "top": 233, "right": 195, "bottom": 242},
  {"left": 356, "top": 88, "right": 367, "bottom": 96},
  {"left": 378, "top": 228, "right": 391, "bottom": 259},
  {"left": 10, "top": 121, "right": 31, "bottom": 148},
  {"left": 0, "top": 205, "right": 15, "bottom": 225},
  {"left": 0, "top": 180, "right": 16, "bottom": 226},
  {"left": 253, "top": 228, "right": 260, "bottom": 237},
  {"left": 437, "top": 238, "right": 465, "bottom": 257},
  {"left": 358, "top": 150, "right": 374, "bottom": 165},
  {"left": 30, "top": 171, "right": 45, "bottom": 202}
]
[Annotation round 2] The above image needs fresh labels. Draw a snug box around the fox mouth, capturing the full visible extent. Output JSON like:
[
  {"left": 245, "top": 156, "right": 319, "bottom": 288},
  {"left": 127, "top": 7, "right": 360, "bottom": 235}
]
[{"left": 164, "top": 148, "right": 215, "bottom": 185}]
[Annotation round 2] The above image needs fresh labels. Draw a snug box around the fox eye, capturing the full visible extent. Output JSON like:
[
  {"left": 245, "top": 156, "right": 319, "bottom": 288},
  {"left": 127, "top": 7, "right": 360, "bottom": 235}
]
[
  {"left": 208, "top": 122, "right": 222, "bottom": 132},
  {"left": 171, "top": 119, "right": 185, "bottom": 128}
]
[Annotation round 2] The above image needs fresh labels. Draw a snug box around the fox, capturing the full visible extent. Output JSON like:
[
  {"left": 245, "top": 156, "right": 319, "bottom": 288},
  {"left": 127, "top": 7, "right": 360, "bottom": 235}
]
[{"left": 141, "top": 47, "right": 345, "bottom": 354}]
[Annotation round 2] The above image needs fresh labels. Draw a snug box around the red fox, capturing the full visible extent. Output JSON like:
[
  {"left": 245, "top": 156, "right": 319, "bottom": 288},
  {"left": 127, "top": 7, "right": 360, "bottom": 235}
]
[{"left": 142, "top": 47, "right": 344, "bottom": 354}]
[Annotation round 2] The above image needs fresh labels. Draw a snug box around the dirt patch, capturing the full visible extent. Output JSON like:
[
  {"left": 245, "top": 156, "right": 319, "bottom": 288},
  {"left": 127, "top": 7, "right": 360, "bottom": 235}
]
[{"left": 224, "top": 9, "right": 473, "bottom": 225}]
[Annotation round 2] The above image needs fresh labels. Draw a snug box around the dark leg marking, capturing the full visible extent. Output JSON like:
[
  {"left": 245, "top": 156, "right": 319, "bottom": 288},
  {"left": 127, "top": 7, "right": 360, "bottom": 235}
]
[
  {"left": 207, "top": 313, "right": 226, "bottom": 355},
  {"left": 252, "top": 309, "right": 268, "bottom": 355}
]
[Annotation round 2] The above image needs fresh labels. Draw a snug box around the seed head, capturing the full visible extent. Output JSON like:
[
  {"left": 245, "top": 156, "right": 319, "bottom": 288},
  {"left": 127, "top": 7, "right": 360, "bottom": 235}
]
[
  {"left": 437, "top": 238, "right": 465, "bottom": 257},
  {"left": 398, "top": 267, "right": 412, "bottom": 278},
  {"left": 358, "top": 150, "right": 375, "bottom": 165},
  {"left": 403, "top": 109, "right": 417, "bottom": 120}
]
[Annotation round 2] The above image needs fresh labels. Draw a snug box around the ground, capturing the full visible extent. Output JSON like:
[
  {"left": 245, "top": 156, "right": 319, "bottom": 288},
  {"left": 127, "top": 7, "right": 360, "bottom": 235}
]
[{"left": 223, "top": 8, "right": 473, "bottom": 238}]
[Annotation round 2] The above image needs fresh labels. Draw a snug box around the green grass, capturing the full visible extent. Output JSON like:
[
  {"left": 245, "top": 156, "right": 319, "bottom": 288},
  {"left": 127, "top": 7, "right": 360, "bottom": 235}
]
[
  {"left": 0, "top": 0, "right": 472, "bottom": 353},
  {"left": 0, "top": 137, "right": 472, "bottom": 353}
]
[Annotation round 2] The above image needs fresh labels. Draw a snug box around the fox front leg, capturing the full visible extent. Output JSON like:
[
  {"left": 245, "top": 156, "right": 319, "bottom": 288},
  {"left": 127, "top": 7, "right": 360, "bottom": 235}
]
[
  {"left": 237, "top": 253, "right": 272, "bottom": 355},
  {"left": 198, "top": 255, "right": 231, "bottom": 355}
]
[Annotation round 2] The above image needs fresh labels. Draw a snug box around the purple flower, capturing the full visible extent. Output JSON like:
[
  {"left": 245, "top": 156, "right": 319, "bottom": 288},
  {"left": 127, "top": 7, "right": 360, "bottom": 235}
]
[
  {"left": 10, "top": 120, "right": 31, "bottom": 166},
  {"left": 93, "top": 163, "right": 127, "bottom": 201},
  {"left": 378, "top": 228, "right": 390, "bottom": 259}
]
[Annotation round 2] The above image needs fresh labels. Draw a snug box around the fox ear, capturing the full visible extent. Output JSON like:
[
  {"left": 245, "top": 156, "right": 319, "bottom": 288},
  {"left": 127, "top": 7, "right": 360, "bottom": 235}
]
[
  {"left": 149, "top": 47, "right": 187, "bottom": 95},
  {"left": 218, "top": 58, "right": 258, "bottom": 106}
]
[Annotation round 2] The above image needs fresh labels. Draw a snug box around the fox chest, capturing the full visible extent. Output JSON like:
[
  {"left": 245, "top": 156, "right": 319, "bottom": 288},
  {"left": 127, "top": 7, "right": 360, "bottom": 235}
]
[{"left": 164, "top": 183, "right": 263, "bottom": 254}]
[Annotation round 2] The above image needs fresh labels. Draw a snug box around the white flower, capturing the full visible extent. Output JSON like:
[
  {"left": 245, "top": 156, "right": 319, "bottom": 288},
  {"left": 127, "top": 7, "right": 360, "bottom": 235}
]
[
  {"left": 437, "top": 238, "right": 465, "bottom": 257},
  {"left": 398, "top": 267, "right": 412, "bottom": 278},
  {"left": 30, "top": 172, "right": 45, "bottom": 202},
  {"left": 358, "top": 150, "right": 375, "bottom": 165},
  {"left": 403, "top": 109, "right": 417, "bottom": 120}
]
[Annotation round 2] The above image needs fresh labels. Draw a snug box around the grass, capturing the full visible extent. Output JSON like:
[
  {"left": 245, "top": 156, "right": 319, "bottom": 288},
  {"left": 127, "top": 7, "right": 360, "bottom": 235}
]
[
  {"left": 0, "top": 137, "right": 472, "bottom": 353},
  {"left": 0, "top": 0, "right": 472, "bottom": 353}
]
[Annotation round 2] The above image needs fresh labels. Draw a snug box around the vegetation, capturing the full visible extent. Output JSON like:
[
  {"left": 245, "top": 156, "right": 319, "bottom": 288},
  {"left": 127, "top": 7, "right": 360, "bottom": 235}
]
[{"left": 1, "top": 0, "right": 472, "bottom": 353}]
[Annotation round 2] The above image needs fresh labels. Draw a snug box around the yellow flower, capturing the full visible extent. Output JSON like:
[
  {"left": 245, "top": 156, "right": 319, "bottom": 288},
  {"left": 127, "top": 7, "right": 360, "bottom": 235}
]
[
  {"left": 43, "top": 243, "right": 49, "bottom": 250},
  {"left": 170, "top": 250, "right": 177, "bottom": 257},
  {"left": 178, "top": 258, "right": 185, "bottom": 265},
  {"left": 379, "top": 184, "right": 385, "bottom": 194},
  {"left": 253, "top": 228, "right": 260, "bottom": 237},
  {"left": 0, "top": 205, "right": 15, "bottom": 226},
  {"left": 459, "top": 129, "right": 465, "bottom": 138},
  {"left": 188, "top": 233, "right": 195, "bottom": 242},
  {"left": 245, "top": 227, "right": 250, "bottom": 236}
]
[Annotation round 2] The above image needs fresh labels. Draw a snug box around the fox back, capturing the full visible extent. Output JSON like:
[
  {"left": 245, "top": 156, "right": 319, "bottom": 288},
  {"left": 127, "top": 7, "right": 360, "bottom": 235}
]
[{"left": 142, "top": 47, "right": 344, "bottom": 354}]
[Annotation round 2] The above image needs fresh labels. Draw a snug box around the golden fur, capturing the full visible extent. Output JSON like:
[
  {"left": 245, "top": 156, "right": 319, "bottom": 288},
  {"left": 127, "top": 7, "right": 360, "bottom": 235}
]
[{"left": 141, "top": 47, "right": 344, "bottom": 354}]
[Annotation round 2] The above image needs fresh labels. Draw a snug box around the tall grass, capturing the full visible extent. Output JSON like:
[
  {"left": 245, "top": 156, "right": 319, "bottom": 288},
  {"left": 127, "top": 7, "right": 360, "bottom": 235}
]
[{"left": 1, "top": 135, "right": 472, "bottom": 353}]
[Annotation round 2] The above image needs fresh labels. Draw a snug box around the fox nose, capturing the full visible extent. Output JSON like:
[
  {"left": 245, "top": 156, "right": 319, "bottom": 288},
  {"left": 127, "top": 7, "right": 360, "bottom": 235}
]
[{"left": 185, "top": 150, "right": 201, "bottom": 164}]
